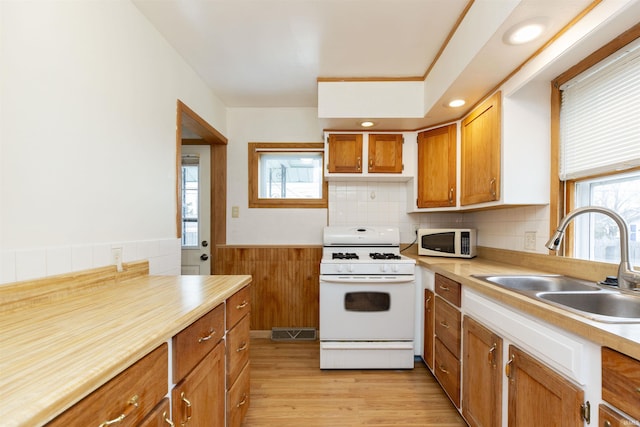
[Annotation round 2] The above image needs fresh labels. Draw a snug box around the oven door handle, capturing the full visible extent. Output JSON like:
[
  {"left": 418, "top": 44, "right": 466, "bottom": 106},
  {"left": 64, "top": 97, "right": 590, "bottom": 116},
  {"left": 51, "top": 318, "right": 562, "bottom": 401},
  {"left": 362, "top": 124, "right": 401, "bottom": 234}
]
[{"left": 320, "top": 276, "right": 415, "bottom": 284}]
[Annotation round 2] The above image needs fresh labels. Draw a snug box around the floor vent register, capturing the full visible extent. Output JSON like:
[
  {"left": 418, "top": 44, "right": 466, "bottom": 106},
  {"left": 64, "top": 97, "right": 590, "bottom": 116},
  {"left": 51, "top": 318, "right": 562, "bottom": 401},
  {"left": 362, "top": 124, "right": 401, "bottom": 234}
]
[{"left": 271, "top": 327, "right": 317, "bottom": 341}]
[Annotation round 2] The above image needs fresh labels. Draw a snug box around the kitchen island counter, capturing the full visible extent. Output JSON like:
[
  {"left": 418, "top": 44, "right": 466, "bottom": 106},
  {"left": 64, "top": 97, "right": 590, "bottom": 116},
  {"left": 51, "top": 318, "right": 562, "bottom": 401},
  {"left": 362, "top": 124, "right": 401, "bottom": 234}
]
[{"left": 0, "top": 263, "right": 251, "bottom": 427}]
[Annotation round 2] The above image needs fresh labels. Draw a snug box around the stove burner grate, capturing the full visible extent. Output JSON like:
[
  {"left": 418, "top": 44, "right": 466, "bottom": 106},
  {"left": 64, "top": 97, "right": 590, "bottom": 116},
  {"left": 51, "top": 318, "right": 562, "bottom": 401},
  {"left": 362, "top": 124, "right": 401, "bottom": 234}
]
[
  {"left": 332, "top": 252, "right": 359, "bottom": 260},
  {"left": 369, "top": 252, "right": 402, "bottom": 260}
]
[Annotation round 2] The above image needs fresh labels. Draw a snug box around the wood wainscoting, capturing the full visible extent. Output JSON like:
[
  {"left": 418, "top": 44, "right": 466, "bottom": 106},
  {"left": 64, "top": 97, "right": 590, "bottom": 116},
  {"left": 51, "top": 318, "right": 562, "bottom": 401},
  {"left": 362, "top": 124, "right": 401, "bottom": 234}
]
[{"left": 215, "top": 246, "right": 322, "bottom": 330}]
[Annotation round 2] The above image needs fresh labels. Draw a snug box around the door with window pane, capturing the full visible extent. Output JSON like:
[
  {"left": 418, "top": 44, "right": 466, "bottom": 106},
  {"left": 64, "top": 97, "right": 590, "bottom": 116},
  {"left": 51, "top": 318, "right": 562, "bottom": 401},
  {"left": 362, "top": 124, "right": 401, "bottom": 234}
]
[{"left": 181, "top": 145, "right": 211, "bottom": 275}]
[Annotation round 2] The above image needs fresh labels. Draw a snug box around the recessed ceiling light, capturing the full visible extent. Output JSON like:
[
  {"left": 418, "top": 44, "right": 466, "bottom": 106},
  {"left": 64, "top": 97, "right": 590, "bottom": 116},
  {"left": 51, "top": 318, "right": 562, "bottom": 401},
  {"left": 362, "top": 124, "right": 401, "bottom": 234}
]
[
  {"left": 503, "top": 17, "right": 548, "bottom": 45},
  {"left": 360, "top": 121, "right": 375, "bottom": 128},
  {"left": 448, "top": 99, "right": 466, "bottom": 108}
]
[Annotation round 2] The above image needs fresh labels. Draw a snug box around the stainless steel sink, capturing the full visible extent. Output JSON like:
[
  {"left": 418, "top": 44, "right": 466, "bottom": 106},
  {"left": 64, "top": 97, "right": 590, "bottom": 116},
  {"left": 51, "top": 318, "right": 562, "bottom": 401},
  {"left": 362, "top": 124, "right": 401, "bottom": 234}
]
[
  {"left": 473, "top": 274, "right": 600, "bottom": 292},
  {"left": 472, "top": 274, "right": 640, "bottom": 323},
  {"left": 537, "top": 291, "right": 640, "bottom": 322}
]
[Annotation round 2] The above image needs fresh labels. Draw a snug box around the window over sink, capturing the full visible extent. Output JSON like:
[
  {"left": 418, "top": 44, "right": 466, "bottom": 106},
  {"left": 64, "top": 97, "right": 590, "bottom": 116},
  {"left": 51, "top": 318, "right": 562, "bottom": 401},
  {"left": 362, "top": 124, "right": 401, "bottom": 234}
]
[{"left": 553, "top": 29, "right": 640, "bottom": 265}]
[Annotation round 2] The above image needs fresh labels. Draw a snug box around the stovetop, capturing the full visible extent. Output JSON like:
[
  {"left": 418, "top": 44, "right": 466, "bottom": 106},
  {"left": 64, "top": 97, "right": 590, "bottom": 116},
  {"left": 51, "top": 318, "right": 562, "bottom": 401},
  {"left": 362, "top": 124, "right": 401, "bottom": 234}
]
[{"left": 331, "top": 252, "right": 403, "bottom": 260}]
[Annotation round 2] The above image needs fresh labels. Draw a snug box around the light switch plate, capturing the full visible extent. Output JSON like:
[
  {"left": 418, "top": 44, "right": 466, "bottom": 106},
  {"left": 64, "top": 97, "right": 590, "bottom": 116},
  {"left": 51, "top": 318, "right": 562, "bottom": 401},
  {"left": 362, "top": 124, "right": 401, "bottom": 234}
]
[{"left": 524, "top": 231, "right": 536, "bottom": 251}]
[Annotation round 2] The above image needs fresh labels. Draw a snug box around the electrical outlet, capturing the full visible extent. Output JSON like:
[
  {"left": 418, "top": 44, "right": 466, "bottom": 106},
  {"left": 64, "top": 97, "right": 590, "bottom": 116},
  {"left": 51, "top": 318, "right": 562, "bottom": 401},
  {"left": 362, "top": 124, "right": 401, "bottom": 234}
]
[
  {"left": 111, "top": 247, "right": 123, "bottom": 272},
  {"left": 413, "top": 224, "right": 420, "bottom": 235},
  {"left": 524, "top": 231, "right": 536, "bottom": 251}
]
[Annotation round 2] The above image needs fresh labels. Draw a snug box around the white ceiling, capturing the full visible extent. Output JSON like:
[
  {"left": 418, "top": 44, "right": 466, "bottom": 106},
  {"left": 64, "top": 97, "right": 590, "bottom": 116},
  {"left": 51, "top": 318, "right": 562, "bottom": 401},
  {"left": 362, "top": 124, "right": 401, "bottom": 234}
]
[{"left": 132, "top": 0, "right": 632, "bottom": 130}]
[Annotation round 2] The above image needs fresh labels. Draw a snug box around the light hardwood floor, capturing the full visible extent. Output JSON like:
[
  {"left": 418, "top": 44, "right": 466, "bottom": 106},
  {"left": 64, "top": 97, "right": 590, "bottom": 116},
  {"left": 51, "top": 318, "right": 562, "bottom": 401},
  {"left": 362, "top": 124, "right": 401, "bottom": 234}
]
[{"left": 241, "top": 337, "right": 467, "bottom": 427}]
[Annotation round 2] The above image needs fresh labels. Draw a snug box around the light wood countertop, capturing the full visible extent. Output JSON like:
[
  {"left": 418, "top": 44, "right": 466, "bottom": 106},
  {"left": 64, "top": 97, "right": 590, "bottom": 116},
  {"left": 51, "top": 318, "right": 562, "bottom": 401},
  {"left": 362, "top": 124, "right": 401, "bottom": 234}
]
[
  {"left": 410, "top": 248, "right": 640, "bottom": 361},
  {"left": 0, "top": 270, "right": 251, "bottom": 427}
]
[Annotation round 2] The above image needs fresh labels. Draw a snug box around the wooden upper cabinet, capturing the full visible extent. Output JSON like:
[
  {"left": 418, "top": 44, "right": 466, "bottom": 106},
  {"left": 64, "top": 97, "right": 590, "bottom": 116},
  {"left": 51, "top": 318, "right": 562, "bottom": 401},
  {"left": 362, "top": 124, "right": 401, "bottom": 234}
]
[
  {"left": 461, "top": 91, "right": 501, "bottom": 206},
  {"left": 417, "top": 124, "right": 457, "bottom": 208},
  {"left": 327, "top": 133, "right": 363, "bottom": 173},
  {"left": 368, "top": 133, "right": 403, "bottom": 173}
]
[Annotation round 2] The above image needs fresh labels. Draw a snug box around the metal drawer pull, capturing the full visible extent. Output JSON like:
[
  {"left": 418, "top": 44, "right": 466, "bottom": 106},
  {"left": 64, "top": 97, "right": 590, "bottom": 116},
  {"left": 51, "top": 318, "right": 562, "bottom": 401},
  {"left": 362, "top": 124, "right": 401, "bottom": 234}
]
[
  {"left": 438, "top": 365, "right": 449, "bottom": 374},
  {"left": 98, "top": 395, "right": 139, "bottom": 427},
  {"left": 490, "top": 177, "right": 497, "bottom": 199},
  {"left": 488, "top": 343, "right": 497, "bottom": 366},
  {"left": 236, "top": 394, "right": 248, "bottom": 408},
  {"left": 439, "top": 320, "right": 450, "bottom": 328},
  {"left": 236, "top": 301, "right": 249, "bottom": 309},
  {"left": 163, "top": 411, "right": 174, "bottom": 427},
  {"left": 181, "top": 392, "right": 192, "bottom": 425},
  {"left": 449, "top": 187, "right": 454, "bottom": 204},
  {"left": 439, "top": 285, "right": 450, "bottom": 291},
  {"left": 236, "top": 342, "right": 248, "bottom": 352},
  {"left": 505, "top": 354, "right": 515, "bottom": 380},
  {"left": 198, "top": 328, "right": 216, "bottom": 343},
  {"left": 604, "top": 421, "right": 611, "bottom": 427}
]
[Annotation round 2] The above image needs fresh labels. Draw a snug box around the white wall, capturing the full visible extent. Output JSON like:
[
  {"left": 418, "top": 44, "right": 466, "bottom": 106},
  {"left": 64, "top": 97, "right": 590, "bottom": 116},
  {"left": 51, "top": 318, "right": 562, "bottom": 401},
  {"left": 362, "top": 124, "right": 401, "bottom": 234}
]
[
  {"left": 226, "top": 107, "right": 328, "bottom": 245},
  {"left": 0, "top": 0, "right": 227, "bottom": 283}
]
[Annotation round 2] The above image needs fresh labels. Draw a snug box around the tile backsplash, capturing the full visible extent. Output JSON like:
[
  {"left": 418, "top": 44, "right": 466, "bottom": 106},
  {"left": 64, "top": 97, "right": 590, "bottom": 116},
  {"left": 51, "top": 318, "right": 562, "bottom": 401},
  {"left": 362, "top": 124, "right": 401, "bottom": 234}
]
[
  {"left": 329, "top": 181, "right": 550, "bottom": 253},
  {"left": 1, "top": 238, "right": 181, "bottom": 285}
]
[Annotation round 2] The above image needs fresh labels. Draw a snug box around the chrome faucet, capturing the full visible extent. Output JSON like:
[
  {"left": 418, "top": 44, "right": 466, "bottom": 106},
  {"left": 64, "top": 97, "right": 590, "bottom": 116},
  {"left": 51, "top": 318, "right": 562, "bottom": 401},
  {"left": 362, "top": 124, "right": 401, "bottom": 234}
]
[{"left": 545, "top": 206, "right": 640, "bottom": 291}]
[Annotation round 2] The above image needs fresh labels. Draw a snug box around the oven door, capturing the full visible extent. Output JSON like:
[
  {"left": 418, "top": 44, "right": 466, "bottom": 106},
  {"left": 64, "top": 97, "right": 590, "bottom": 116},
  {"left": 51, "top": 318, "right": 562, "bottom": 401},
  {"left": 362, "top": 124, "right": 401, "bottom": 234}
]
[{"left": 319, "top": 275, "right": 415, "bottom": 341}]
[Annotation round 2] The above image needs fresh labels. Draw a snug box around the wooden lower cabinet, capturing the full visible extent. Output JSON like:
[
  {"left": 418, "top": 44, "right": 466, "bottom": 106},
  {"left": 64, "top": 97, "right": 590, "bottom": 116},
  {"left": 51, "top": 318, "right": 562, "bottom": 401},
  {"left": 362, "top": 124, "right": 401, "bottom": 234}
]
[
  {"left": 462, "top": 316, "right": 502, "bottom": 427},
  {"left": 172, "top": 342, "right": 226, "bottom": 426},
  {"left": 47, "top": 344, "right": 168, "bottom": 427},
  {"left": 434, "top": 338, "right": 461, "bottom": 408},
  {"left": 599, "top": 404, "right": 638, "bottom": 427},
  {"left": 226, "top": 285, "right": 251, "bottom": 426},
  {"left": 422, "top": 289, "right": 434, "bottom": 370},
  {"left": 138, "top": 398, "right": 172, "bottom": 427},
  {"left": 506, "top": 345, "right": 584, "bottom": 427},
  {"left": 601, "top": 347, "right": 640, "bottom": 422}
]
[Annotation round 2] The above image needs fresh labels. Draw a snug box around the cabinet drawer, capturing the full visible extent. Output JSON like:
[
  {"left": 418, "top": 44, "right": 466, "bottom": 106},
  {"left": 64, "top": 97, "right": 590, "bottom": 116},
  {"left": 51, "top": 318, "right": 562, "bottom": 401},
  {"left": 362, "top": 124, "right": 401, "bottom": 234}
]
[
  {"left": 435, "top": 296, "right": 461, "bottom": 358},
  {"left": 227, "top": 313, "right": 251, "bottom": 387},
  {"left": 173, "top": 304, "right": 225, "bottom": 382},
  {"left": 48, "top": 344, "right": 167, "bottom": 427},
  {"left": 227, "top": 362, "right": 251, "bottom": 427},
  {"left": 434, "top": 338, "right": 461, "bottom": 408},
  {"left": 435, "top": 274, "right": 461, "bottom": 307},
  {"left": 227, "top": 285, "right": 251, "bottom": 330},
  {"left": 602, "top": 347, "right": 640, "bottom": 421},
  {"left": 599, "top": 404, "right": 637, "bottom": 427},
  {"left": 138, "top": 398, "right": 171, "bottom": 427}
]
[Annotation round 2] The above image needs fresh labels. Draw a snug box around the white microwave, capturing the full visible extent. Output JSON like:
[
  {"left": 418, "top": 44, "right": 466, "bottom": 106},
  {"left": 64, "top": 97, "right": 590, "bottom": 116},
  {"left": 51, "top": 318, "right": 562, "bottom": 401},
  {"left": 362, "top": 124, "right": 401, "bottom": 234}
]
[{"left": 418, "top": 228, "right": 477, "bottom": 258}]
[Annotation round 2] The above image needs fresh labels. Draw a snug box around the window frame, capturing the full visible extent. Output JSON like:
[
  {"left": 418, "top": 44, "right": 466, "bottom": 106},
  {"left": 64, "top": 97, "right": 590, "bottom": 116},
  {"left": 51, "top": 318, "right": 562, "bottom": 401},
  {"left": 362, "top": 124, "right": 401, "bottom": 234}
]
[
  {"left": 248, "top": 142, "right": 328, "bottom": 209},
  {"left": 550, "top": 24, "right": 640, "bottom": 257}
]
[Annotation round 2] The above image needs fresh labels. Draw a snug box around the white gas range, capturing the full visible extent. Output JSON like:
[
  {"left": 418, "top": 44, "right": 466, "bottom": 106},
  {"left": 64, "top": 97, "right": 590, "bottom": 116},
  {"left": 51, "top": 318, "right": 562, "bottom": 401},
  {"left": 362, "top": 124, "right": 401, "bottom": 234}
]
[{"left": 319, "top": 226, "right": 416, "bottom": 369}]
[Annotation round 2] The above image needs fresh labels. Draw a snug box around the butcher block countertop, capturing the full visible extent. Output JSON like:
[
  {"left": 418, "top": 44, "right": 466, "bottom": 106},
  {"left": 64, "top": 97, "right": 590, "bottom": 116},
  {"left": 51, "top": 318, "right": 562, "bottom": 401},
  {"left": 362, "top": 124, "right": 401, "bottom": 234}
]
[
  {"left": 0, "top": 261, "right": 251, "bottom": 427},
  {"left": 410, "top": 246, "right": 640, "bottom": 361}
]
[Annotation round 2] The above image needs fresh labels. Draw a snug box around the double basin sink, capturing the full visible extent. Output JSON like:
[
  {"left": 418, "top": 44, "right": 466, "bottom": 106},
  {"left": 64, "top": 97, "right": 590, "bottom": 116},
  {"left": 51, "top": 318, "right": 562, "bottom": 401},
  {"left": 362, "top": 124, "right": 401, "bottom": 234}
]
[{"left": 472, "top": 274, "right": 640, "bottom": 323}]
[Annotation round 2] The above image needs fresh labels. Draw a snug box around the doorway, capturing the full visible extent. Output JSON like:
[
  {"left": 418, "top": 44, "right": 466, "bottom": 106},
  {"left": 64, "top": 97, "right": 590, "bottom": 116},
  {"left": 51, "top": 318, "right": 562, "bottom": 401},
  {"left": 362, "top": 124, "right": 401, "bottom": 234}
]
[{"left": 176, "top": 100, "right": 228, "bottom": 274}]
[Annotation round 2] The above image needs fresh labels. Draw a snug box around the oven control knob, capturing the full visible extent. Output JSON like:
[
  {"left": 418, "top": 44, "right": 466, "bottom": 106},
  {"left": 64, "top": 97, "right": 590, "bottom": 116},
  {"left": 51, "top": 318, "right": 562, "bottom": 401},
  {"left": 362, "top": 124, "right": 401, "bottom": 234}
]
[
  {"left": 392, "top": 265, "right": 399, "bottom": 273},
  {"left": 380, "top": 264, "right": 387, "bottom": 273},
  {"left": 336, "top": 264, "right": 343, "bottom": 273},
  {"left": 348, "top": 264, "right": 354, "bottom": 273}
]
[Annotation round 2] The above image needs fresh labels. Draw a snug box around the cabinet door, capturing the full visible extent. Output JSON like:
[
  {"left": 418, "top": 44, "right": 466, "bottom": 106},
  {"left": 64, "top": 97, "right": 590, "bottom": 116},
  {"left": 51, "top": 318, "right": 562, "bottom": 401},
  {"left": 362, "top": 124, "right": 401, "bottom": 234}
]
[
  {"left": 461, "top": 91, "right": 501, "bottom": 206},
  {"left": 462, "top": 316, "right": 502, "bottom": 427},
  {"left": 423, "top": 289, "right": 434, "bottom": 370},
  {"left": 328, "top": 134, "right": 363, "bottom": 173},
  {"left": 506, "top": 345, "right": 584, "bottom": 427},
  {"left": 417, "top": 124, "right": 457, "bottom": 207},
  {"left": 173, "top": 343, "right": 225, "bottom": 427},
  {"left": 368, "top": 133, "right": 403, "bottom": 173}
]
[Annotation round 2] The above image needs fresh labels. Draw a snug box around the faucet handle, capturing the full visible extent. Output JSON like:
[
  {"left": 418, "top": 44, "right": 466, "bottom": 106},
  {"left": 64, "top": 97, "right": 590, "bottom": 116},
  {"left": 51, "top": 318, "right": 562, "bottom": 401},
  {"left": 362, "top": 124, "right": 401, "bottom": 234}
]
[{"left": 599, "top": 276, "right": 618, "bottom": 287}]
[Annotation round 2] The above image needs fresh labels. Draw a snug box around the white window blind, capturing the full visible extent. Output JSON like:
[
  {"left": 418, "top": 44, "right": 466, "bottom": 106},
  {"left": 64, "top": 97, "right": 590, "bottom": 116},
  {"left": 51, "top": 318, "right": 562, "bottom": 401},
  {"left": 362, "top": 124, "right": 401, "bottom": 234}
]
[{"left": 559, "top": 38, "right": 640, "bottom": 180}]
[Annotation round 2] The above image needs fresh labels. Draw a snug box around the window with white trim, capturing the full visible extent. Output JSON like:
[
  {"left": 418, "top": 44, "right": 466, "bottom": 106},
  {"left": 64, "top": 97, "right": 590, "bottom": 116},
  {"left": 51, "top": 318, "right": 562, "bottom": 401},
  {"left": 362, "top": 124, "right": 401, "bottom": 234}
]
[{"left": 557, "top": 35, "right": 640, "bottom": 265}]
